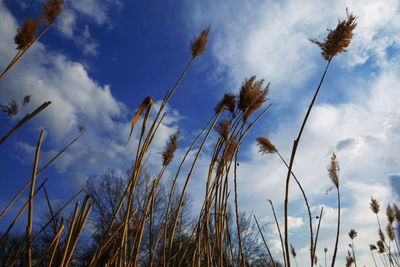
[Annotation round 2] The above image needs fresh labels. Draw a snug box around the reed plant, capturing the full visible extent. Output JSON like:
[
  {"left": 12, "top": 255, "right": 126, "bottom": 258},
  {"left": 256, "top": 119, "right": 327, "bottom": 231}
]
[{"left": 2, "top": 7, "right": 396, "bottom": 267}]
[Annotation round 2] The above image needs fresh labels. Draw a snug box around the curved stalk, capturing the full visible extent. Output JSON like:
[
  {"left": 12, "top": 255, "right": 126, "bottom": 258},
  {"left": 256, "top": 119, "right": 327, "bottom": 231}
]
[{"left": 283, "top": 60, "right": 331, "bottom": 267}]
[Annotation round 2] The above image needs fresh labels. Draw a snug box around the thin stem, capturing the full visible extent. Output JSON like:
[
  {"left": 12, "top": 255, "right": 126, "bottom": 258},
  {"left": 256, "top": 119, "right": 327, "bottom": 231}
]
[
  {"left": 26, "top": 130, "right": 44, "bottom": 267},
  {"left": 313, "top": 206, "right": 324, "bottom": 265},
  {"left": 276, "top": 150, "right": 314, "bottom": 266},
  {"left": 351, "top": 239, "right": 358, "bottom": 267},
  {"left": 370, "top": 250, "right": 378, "bottom": 267},
  {"left": 330, "top": 187, "right": 340, "bottom": 267},
  {"left": 254, "top": 215, "right": 276, "bottom": 267},
  {"left": 284, "top": 59, "right": 331, "bottom": 267},
  {"left": 234, "top": 151, "right": 245, "bottom": 266},
  {"left": 268, "top": 199, "right": 287, "bottom": 267}
]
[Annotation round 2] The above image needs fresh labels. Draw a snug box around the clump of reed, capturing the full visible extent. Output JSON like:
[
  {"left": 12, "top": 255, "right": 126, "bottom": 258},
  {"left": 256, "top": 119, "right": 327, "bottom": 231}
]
[
  {"left": 367, "top": 198, "right": 400, "bottom": 267},
  {"left": 3, "top": 7, "right": 392, "bottom": 267}
]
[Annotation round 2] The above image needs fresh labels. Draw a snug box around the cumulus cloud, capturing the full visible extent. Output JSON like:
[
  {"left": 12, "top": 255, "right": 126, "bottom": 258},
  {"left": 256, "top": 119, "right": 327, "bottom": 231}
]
[
  {"left": 185, "top": 0, "right": 400, "bottom": 102},
  {"left": 0, "top": 1, "right": 180, "bottom": 187}
]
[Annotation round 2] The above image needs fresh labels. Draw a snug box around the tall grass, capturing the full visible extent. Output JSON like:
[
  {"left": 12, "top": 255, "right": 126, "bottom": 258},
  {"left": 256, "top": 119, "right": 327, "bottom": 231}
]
[{"left": 2, "top": 7, "right": 397, "bottom": 267}]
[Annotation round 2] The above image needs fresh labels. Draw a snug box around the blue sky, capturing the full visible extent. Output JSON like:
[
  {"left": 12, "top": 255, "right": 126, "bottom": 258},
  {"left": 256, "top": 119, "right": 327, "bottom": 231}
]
[{"left": 1, "top": 0, "right": 400, "bottom": 265}]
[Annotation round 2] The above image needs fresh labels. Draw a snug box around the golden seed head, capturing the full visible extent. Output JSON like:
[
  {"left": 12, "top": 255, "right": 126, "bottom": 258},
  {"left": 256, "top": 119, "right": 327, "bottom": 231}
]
[
  {"left": 370, "top": 197, "right": 380, "bottom": 214},
  {"left": 43, "top": 0, "right": 64, "bottom": 25},
  {"left": 238, "top": 76, "right": 269, "bottom": 120},
  {"left": 162, "top": 130, "right": 179, "bottom": 166},
  {"left": 376, "top": 240, "right": 385, "bottom": 253},
  {"left": 256, "top": 136, "right": 277, "bottom": 154},
  {"left": 378, "top": 229, "right": 385, "bottom": 242},
  {"left": 14, "top": 18, "right": 40, "bottom": 50},
  {"left": 215, "top": 93, "right": 236, "bottom": 114},
  {"left": 386, "top": 205, "right": 395, "bottom": 224},
  {"left": 393, "top": 204, "right": 400, "bottom": 221},
  {"left": 224, "top": 136, "right": 238, "bottom": 163},
  {"left": 190, "top": 26, "right": 211, "bottom": 58},
  {"left": 348, "top": 229, "right": 357, "bottom": 240},
  {"left": 327, "top": 152, "right": 339, "bottom": 188},
  {"left": 216, "top": 119, "right": 230, "bottom": 142},
  {"left": 310, "top": 10, "right": 357, "bottom": 61},
  {"left": 386, "top": 223, "right": 395, "bottom": 241}
]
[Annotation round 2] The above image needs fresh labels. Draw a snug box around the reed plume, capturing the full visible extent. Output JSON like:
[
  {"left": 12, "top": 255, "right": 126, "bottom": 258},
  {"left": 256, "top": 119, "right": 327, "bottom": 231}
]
[
  {"left": 370, "top": 198, "right": 380, "bottom": 214},
  {"left": 14, "top": 19, "right": 41, "bottom": 50},
  {"left": 256, "top": 136, "right": 277, "bottom": 154},
  {"left": 191, "top": 26, "right": 211, "bottom": 58},
  {"left": 327, "top": 152, "right": 339, "bottom": 188},
  {"left": 215, "top": 93, "right": 236, "bottom": 114},
  {"left": 328, "top": 152, "right": 341, "bottom": 267},
  {"left": 162, "top": 131, "right": 179, "bottom": 166},
  {"left": 238, "top": 76, "right": 269, "bottom": 120},
  {"left": 393, "top": 204, "right": 400, "bottom": 221},
  {"left": 42, "top": 0, "right": 64, "bottom": 25},
  {"left": 349, "top": 229, "right": 357, "bottom": 240},
  {"left": 310, "top": 10, "right": 357, "bottom": 61},
  {"left": 216, "top": 119, "right": 230, "bottom": 142},
  {"left": 387, "top": 205, "right": 395, "bottom": 224}
]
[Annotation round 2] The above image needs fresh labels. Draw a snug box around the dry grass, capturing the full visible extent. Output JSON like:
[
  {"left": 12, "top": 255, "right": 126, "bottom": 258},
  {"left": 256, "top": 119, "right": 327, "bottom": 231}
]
[{"left": 1, "top": 7, "right": 398, "bottom": 267}]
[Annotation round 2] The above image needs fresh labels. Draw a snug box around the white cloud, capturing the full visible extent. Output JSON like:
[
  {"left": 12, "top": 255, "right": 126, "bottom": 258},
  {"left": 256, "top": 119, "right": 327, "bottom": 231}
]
[
  {"left": 185, "top": 0, "right": 400, "bottom": 102},
  {"left": 0, "top": 1, "right": 180, "bottom": 186},
  {"left": 57, "top": 9, "right": 76, "bottom": 38}
]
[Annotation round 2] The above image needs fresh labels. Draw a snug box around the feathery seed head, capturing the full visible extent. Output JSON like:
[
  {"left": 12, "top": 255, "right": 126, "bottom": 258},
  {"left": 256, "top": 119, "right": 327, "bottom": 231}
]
[
  {"left": 224, "top": 136, "right": 238, "bottom": 163},
  {"left": 393, "top": 204, "right": 400, "bottom": 221},
  {"left": 310, "top": 10, "right": 357, "bottom": 60},
  {"left": 14, "top": 18, "right": 40, "bottom": 50},
  {"left": 370, "top": 197, "right": 380, "bottom": 214},
  {"left": 348, "top": 229, "right": 357, "bottom": 240},
  {"left": 376, "top": 240, "right": 385, "bottom": 253},
  {"left": 43, "top": 0, "right": 64, "bottom": 25},
  {"left": 327, "top": 152, "right": 339, "bottom": 188},
  {"left": 215, "top": 93, "right": 235, "bottom": 114},
  {"left": 256, "top": 136, "right": 277, "bottom": 154},
  {"left": 378, "top": 229, "right": 385, "bottom": 242},
  {"left": 386, "top": 223, "right": 395, "bottom": 241},
  {"left": 387, "top": 205, "right": 395, "bottom": 224},
  {"left": 162, "top": 131, "right": 179, "bottom": 166},
  {"left": 216, "top": 119, "right": 230, "bottom": 142},
  {"left": 191, "top": 26, "right": 211, "bottom": 58},
  {"left": 238, "top": 76, "right": 269, "bottom": 120}
]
